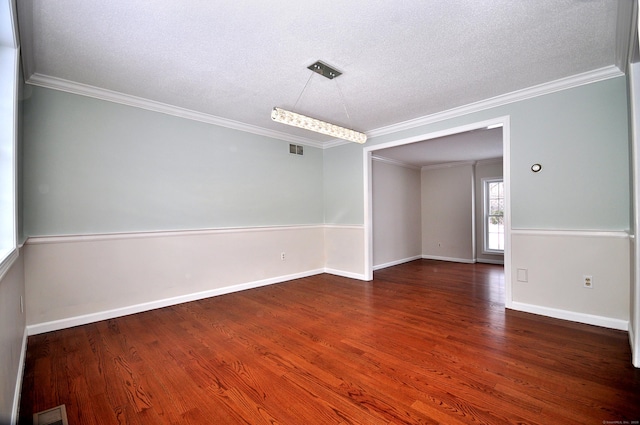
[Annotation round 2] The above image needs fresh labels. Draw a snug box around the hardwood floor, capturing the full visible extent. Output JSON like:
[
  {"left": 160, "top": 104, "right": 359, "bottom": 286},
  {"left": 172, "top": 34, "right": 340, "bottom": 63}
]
[{"left": 19, "top": 260, "right": 640, "bottom": 424}]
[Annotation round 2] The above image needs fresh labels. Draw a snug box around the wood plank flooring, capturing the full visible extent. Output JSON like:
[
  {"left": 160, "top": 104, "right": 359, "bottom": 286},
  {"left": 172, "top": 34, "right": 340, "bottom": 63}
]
[{"left": 19, "top": 260, "right": 640, "bottom": 424}]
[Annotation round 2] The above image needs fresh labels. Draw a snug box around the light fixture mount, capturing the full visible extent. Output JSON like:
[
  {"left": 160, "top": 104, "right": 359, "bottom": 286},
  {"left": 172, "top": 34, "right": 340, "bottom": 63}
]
[
  {"left": 271, "top": 60, "right": 366, "bottom": 143},
  {"left": 307, "top": 61, "right": 342, "bottom": 80}
]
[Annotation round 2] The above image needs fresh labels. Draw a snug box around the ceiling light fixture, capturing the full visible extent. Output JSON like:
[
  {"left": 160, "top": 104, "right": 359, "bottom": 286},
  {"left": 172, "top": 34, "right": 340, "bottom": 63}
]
[
  {"left": 271, "top": 60, "right": 367, "bottom": 144},
  {"left": 271, "top": 107, "right": 367, "bottom": 144}
]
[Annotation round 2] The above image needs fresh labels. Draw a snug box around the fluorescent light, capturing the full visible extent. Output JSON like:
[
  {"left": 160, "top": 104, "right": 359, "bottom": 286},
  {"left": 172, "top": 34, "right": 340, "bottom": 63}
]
[
  {"left": 486, "top": 123, "right": 503, "bottom": 130},
  {"left": 271, "top": 107, "right": 367, "bottom": 144}
]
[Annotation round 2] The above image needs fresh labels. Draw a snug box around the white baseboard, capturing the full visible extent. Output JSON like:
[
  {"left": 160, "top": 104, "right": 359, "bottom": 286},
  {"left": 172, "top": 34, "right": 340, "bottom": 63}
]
[
  {"left": 630, "top": 321, "right": 639, "bottom": 369},
  {"left": 476, "top": 258, "right": 504, "bottom": 265},
  {"left": 324, "top": 268, "right": 368, "bottom": 281},
  {"left": 26, "top": 266, "right": 371, "bottom": 335},
  {"left": 373, "top": 255, "right": 422, "bottom": 271},
  {"left": 27, "top": 269, "right": 324, "bottom": 335},
  {"left": 510, "top": 301, "right": 629, "bottom": 331},
  {"left": 422, "top": 255, "right": 475, "bottom": 264},
  {"left": 12, "top": 327, "right": 28, "bottom": 425}
]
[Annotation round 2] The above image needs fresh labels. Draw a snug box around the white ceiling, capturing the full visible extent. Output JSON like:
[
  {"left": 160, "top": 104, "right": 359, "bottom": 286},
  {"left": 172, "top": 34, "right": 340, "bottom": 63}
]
[
  {"left": 16, "top": 0, "right": 628, "bottom": 150},
  {"left": 0, "top": 0, "right": 16, "bottom": 48},
  {"left": 374, "top": 127, "right": 503, "bottom": 168}
]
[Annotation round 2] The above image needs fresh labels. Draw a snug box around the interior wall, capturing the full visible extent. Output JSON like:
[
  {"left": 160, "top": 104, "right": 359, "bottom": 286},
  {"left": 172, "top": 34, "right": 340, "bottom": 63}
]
[
  {"left": 349, "top": 76, "right": 631, "bottom": 328},
  {"left": 24, "top": 226, "right": 325, "bottom": 332},
  {"left": 421, "top": 163, "right": 474, "bottom": 263},
  {"left": 511, "top": 231, "right": 630, "bottom": 330},
  {"left": 0, "top": 254, "right": 26, "bottom": 424},
  {"left": 372, "top": 158, "right": 421, "bottom": 269},
  {"left": 324, "top": 225, "right": 366, "bottom": 279},
  {"left": 19, "top": 68, "right": 634, "bottom": 338},
  {"left": 22, "top": 86, "right": 325, "bottom": 236},
  {"left": 2, "top": 14, "right": 26, "bottom": 420},
  {"left": 324, "top": 142, "right": 364, "bottom": 225},
  {"left": 20, "top": 86, "right": 339, "bottom": 332},
  {"left": 475, "top": 159, "right": 504, "bottom": 264},
  {"left": 350, "top": 77, "right": 630, "bottom": 231},
  {"left": 628, "top": 26, "right": 640, "bottom": 366}
]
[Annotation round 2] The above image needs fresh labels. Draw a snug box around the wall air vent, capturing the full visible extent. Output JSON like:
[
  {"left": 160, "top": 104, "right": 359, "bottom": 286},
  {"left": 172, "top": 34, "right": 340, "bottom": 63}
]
[{"left": 289, "top": 144, "right": 304, "bottom": 155}]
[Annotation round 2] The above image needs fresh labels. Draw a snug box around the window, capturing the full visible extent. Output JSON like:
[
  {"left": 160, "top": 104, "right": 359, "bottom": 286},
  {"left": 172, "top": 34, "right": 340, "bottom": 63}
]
[
  {"left": 484, "top": 179, "right": 504, "bottom": 252},
  {"left": 0, "top": 3, "right": 17, "bottom": 274}
]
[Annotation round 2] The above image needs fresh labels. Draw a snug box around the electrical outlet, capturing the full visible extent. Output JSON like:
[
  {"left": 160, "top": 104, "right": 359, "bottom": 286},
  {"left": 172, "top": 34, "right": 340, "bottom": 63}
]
[
  {"left": 281, "top": 252, "right": 286, "bottom": 261},
  {"left": 583, "top": 275, "right": 593, "bottom": 289}
]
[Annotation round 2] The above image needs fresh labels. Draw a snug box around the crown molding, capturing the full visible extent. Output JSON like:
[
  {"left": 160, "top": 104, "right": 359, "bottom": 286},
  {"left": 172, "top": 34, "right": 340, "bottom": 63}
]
[
  {"left": 614, "top": 0, "right": 636, "bottom": 73},
  {"left": 421, "top": 160, "right": 477, "bottom": 171},
  {"left": 25, "top": 73, "right": 327, "bottom": 148},
  {"left": 371, "top": 155, "right": 420, "bottom": 170},
  {"left": 366, "top": 65, "right": 624, "bottom": 140},
  {"left": 322, "top": 138, "right": 351, "bottom": 149},
  {"left": 26, "top": 65, "right": 622, "bottom": 150},
  {"left": 373, "top": 155, "right": 502, "bottom": 171},
  {"left": 476, "top": 157, "right": 503, "bottom": 166}
]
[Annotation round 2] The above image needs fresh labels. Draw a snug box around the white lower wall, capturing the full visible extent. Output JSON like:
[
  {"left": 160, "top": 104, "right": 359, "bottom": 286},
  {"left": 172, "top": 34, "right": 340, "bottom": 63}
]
[
  {"left": 24, "top": 225, "right": 325, "bottom": 334},
  {"left": 630, "top": 235, "right": 638, "bottom": 366},
  {"left": 22, "top": 225, "right": 632, "bottom": 338},
  {"left": 0, "top": 252, "right": 26, "bottom": 424},
  {"left": 511, "top": 230, "right": 630, "bottom": 330},
  {"left": 324, "top": 225, "right": 366, "bottom": 279}
]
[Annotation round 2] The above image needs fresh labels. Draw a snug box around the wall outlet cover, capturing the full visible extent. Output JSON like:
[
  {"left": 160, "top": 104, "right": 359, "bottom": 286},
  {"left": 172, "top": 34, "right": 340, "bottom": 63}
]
[{"left": 517, "top": 268, "right": 528, "bottom": 282}]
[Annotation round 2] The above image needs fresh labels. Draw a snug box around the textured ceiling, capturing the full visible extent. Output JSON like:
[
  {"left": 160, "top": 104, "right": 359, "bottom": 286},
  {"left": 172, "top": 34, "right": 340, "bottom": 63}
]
[
  {"left": 17, "top": 0, "right": 625, "bottom": 148},
  {"left": 374, "top": 127, "right": 503, "bottom": 168},
  {"left": 0, "top": 0, "right": 15, "bottom": 48}
]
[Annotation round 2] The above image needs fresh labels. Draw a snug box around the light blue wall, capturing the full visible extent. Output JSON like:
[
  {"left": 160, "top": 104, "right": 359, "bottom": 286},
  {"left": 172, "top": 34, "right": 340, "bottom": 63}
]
[
  {"left": 508, "top": 77, "right": 629, "bottom": 230},
  {"left": 325, "top": 76, "right": 630, "bottom": 231},
  {"left": 22, "top": 77, "right": 631, "bottom": 235},
  {"left": 22, "top": 87, "right": 324, "bottom": 236},
  {"left": 323, "top": 142, "right": 364, "bottom": 224}
]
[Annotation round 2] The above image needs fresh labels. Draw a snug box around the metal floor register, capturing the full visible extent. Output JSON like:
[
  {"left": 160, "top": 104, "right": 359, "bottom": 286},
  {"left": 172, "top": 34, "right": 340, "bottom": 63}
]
[{"left": 33, "top": 405, "right": 69, "bottom": 425}]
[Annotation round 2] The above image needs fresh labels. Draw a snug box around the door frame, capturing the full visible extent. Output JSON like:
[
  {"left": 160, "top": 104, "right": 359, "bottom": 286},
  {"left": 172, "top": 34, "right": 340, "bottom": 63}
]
[{"left": 362, "top": 115, "right": 512, "bottom": 308}]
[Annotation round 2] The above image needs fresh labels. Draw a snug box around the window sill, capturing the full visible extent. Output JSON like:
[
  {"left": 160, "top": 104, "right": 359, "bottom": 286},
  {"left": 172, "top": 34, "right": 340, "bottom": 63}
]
[
  {"left": 482, "top": 250, "right": 504, "bottom": 256},
  {"left": 0, "top": 248, "right": 19, "bottom": 282}
]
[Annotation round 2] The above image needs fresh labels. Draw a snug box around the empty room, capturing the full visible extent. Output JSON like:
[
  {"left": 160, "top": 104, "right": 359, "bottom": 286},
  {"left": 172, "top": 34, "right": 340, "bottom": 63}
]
[{"left": 1, "top": 1, "right": 640, "bottom": 424}]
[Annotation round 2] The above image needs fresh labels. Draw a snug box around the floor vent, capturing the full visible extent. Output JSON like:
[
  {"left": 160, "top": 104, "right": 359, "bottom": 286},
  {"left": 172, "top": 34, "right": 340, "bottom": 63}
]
[{"left": 33, "top": 405, "right": 68, "bottom": 425}]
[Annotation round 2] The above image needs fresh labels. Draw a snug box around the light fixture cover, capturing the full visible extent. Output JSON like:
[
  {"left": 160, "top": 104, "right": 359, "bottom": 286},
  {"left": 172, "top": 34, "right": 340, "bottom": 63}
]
[{"left": 271, "top": 107, "right": 367, "bottom": 144}]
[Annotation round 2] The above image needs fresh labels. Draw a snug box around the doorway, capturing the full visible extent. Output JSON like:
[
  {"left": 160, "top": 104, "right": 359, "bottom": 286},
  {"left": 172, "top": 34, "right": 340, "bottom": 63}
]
[{"left": 362, "top": 116, "right": 512, "bottom": 308}]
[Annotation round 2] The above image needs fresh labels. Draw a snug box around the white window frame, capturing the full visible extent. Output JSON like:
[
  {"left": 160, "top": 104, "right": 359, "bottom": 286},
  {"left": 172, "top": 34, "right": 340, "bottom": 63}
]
[
  {"left": 0, "top": 1, "right": 18, "bottom": 281},
  {"left": 482, "top": 178, "right": 504, "bottom": 254}
]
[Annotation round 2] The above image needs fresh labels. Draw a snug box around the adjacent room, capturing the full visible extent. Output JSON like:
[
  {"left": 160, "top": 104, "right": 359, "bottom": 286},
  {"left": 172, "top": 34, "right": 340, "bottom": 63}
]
[{"left": 2, "top": 1, "right": 640, "bottom": 423}]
